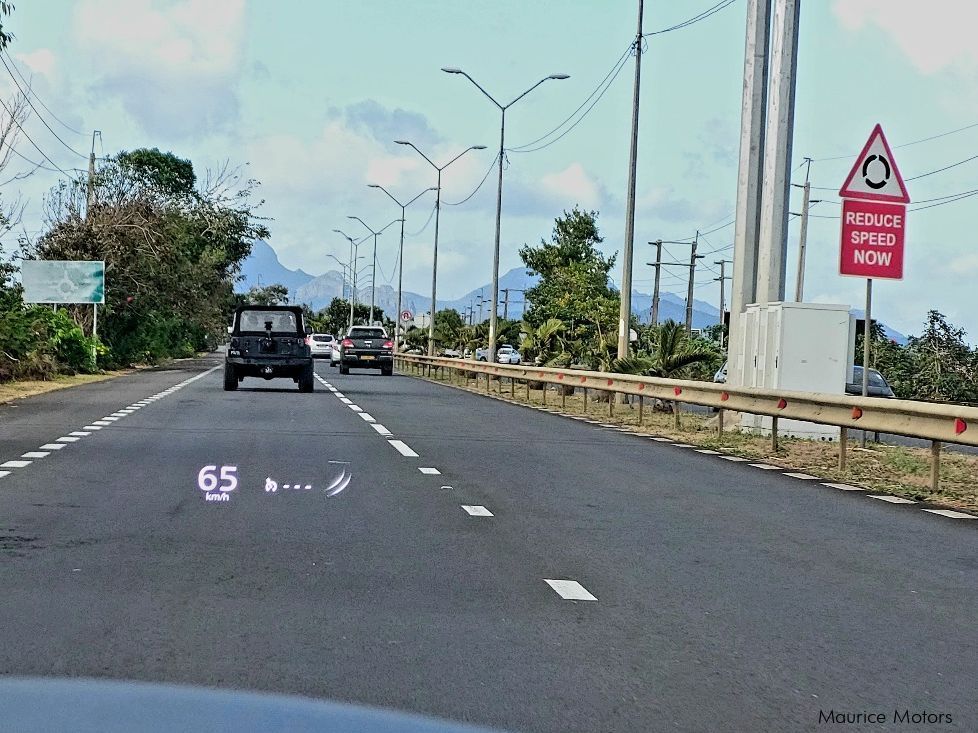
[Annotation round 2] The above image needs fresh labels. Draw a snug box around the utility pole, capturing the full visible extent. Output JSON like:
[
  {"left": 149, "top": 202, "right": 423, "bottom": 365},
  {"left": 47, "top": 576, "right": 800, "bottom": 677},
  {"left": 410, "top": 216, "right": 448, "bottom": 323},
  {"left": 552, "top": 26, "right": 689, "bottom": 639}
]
[
  {"left": 616, "top": 0, "right": 645, "bottom": 360},
  {"left": 755, "top": 0, "right": 801, "bottom": 303},
  {"left": 792, "top": 157, "right": 814, "bottom": 301},
  {"left": 500, "top": 288, "right": 524, "bottom": 320},
  {"left": 86, "top": 130, "right": 100, "bottom": 218},
  {"left": 714, "top": 259, "right": 732, "bottom": 349},
  {"left": 648, "top": 239, "right": 663, "bottom": 325},
  {"left": 684, "top": 231, "right": 702, "bottom": 333},
  {"left": 729, "top": 0, "right": 772, "bottom": 388}
]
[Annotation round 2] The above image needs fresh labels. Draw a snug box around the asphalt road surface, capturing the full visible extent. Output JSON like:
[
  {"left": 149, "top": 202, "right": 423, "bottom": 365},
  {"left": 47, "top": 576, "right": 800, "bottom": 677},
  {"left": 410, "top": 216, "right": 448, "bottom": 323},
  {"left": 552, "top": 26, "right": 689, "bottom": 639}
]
[{"left": 0, "top": 353, "right": 975, "bottom": 732}]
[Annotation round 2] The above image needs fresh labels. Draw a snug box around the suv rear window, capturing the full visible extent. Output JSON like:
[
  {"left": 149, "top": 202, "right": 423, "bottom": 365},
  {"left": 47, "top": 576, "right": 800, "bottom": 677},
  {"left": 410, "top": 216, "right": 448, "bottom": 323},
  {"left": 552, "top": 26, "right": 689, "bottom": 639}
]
[
  {"left": 349, "top": 328, "right": 386, "bottom": 339},
  {"left": 238, "top": 310, "right": 298, "bottom": 332},
  {"left": 312, "top": 334, "right": 334, "bottom": 342}
]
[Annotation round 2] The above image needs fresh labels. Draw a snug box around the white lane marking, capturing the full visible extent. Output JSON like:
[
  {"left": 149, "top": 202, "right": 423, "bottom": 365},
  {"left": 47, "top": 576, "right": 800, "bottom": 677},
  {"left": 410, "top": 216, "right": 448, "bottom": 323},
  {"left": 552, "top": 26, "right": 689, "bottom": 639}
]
[
  {"left": 56, "top": 436, "right": 81, "bottom": 443},
  {"left": 40, "top": 444, "right": 67, "bottom": 450},
  {"left": 870, "top": 495, "right": 917, "bottom": 504},
  {"left": 419, "top": 467, "right": 441, "bottom": 475},
  {"left": 69, "top": 431, "right": 91, "bottom": 437},
  {"left": 461, "top": 505, "right": 493, "bottom": 516},
  {"left": 695, "top": 449, "right": 721, "bottom": 455},
  {"left": 1, "top": 460, "right": 31, "bottom": 468},
  {"left": 358, "top": 413, "right": 376, "bottom": 422},
  {"left": 822, "top": 482, "right": 864, "bottom": 491},
  {"left": 334, "top": 392, "right": 346, "bottom": 398},
  {"left": 923, "top": 509, "right": 976, "bottom": 519},
  {"left": 544, "top": 579, "right": 597, "bottom": 601},
  {"left": 82, "top": 426, "right": 103, "bottom": 430},
  {"left": 109, "top": 413, "right": 127, "bottom": 417},
  {"left": 388, "top": 440, "right": 418, "bottom": 457},
  {"left": 672, "top": 443, "right": 695, "bottom": 448},
  {"left": 0, "top": 471, "right": 9, "bottom": 478},
  {"left": 349, "top": 405, "right": 363, "bottom": 412},
  {"left": 339, "top": 398, "right": 353, "bottom": 404},
  {"left": 371, "top": 424, "right": 393, "bottom": 437},
  {"left": 101, "top": 417, "right": 120, "bottom": 422},
  {"left": 92, "top": 420, "right": 111, "bottom": 426},
  {"left": 783, "top": 472, "right": 819, "bottom": 480},
  {"left": 749, "top": 463, "right": 781, "bottom": 470},
  {"left": 721, "top": 456, "right": 749, "bottom": 461},
  {"left": 650, "top": 437, "right": 671, "bottom": 442},
  {"left": 599, "top": 423, "right": 617, "bottom": 428},
  {"left": 21, "top": 451, "right": 50, "bottom": 459}
]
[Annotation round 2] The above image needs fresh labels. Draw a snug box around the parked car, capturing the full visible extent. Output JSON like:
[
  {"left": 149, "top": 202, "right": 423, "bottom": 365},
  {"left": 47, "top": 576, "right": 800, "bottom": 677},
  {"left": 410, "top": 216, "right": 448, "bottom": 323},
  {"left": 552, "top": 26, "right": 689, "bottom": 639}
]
[
  {"left": 475, "top": 347, "right": 489, "bottom": 361},
  {"left": 308, "top": 333, "right": 335, "bottom": 359},
  {"left": 496, "top": 346, "right": 521, "bottom": 364},
  {"left": 442, "top": 348, "right": 461, "bottom": 358},
  {"left": 846, "top": 365, "right": 896, "bottom": 398}
]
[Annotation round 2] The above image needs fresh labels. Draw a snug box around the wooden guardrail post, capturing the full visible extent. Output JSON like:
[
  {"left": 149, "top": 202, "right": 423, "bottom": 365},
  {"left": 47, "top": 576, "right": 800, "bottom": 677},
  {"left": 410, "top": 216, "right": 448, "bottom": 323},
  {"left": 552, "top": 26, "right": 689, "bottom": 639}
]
[
  {"left": 771, "top": 416, "right": 779, "bottom": 452},
  {"left": 510, "top": 376, "right": 515, "bottom": 397},
  {"left": 542, "top": 384, "right": 547, "bottom": 406},
  {"left": 931, "top": 440, "right": 941, "bottom": 492},
  {"left": 525, "top": 379, "right": 530, "bottom": 401},
  {"left": 839, "top": 427, "right": 848, "bottom": 470},
  {"left": 673, "top": 402, "right": 680, "bottom": 430},
  {"left": 583, "top": 387, "right": 588, "bottom": 415},
  {"left": 716, "top": 408, "right": 724, "bottom": 438},
  {"left": 561, "top": 387, "right": 567, "bottom": 410},
  {"left": 608, "top": 391, "right": 614, "bottom": 417}
]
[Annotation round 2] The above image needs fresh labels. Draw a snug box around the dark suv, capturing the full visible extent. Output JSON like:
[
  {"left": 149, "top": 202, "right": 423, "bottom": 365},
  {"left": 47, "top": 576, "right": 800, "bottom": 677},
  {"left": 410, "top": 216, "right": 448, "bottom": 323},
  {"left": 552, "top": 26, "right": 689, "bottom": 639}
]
[{"left": 224, "top": 305, "right": 315, "bottom": 392}]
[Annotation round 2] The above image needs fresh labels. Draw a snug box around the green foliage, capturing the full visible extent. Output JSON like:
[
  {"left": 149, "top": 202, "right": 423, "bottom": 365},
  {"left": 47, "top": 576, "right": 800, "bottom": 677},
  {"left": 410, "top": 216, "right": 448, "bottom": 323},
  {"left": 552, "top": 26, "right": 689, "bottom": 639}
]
[
  {"left": 519, "top": 318, "right": 569, "bottom": 366},
  {"left": 520, "top": 207, "right": 620, "bottom": 368},
  {"left": 245, "top": 283, "right": 289, "bottom": 305},
  {"left": 118, "top": 148, "right": 196, "bottom": 197},
  {"left": 0, "top": 2, "right": 15, "bottom": 50},
  {"left": 611, "top": 320, "right": 721, "bottom": 380},
  {"left": 306, "top": 298, "right": 377, "bottom": 336}
]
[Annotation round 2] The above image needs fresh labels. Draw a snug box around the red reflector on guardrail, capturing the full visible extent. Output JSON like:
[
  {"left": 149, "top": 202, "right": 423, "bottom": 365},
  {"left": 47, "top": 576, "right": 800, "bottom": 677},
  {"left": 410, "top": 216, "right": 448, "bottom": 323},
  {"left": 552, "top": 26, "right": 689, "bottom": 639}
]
[
  {"left": 674, "top": 387, "right": 682, "bottom": 396},
  {"left": 607, "top": 379, "right": 614, "bottom": 386},
  {"left": 557, "top": 373, "right": 564, "bottom": 380},
  {"left": 580, "top": 376, "right": 587, "bottom": 383},
  {"left": 721, "top": 392, "right": 729, "bottom": 401},
  {"left": 777, "top": 398, "right": 787, "bottom": 409},
  {"left": 638, "top": 383, "right": 645, "bottom": 391},
  {"left": 955, "top": 418, "right": 967, "bottom": 435},
  {"left": 852, "top": 407, "right": 863, "bottom": 420}
]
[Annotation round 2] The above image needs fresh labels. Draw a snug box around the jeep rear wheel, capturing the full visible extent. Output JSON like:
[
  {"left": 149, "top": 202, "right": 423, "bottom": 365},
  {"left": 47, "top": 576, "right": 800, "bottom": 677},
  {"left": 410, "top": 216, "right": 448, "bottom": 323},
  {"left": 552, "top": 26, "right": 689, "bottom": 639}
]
[
  {"left": 223, "top": 363, "right": 238, "bottom": 391},
  {"left": 339, "top": 365, "right": 349, "bottom": 375},
  {"left": 381, "top": 365, "right": 393, "bottom": 376},
  {"left": 298, "top": 363, "right": 315, "bottom": 393}
]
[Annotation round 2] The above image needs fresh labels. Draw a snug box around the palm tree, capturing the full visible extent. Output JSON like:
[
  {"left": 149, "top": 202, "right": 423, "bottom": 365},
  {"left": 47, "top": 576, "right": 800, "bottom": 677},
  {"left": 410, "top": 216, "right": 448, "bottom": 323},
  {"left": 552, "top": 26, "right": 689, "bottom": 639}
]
[{"left": 520, "top": 318, "right": 567, "bottom": 366}]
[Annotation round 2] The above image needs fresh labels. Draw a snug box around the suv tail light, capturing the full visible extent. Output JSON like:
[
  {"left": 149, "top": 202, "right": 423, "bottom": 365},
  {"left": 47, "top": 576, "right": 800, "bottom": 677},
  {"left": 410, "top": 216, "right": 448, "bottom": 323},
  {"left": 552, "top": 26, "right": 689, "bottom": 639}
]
[
  {"left": 341, "top": 338, "right": 354, "bottom": 347},
  {"left": 383, "top": 340, "right": 393, "bottom": 349}
]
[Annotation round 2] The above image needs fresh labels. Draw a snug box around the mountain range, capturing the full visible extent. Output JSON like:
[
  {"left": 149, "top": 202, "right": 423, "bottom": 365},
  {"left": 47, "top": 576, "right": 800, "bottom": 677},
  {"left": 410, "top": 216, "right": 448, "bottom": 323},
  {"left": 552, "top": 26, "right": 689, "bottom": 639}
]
[{"left": 238, "top": 240, "right": 908, "bottom": 343}]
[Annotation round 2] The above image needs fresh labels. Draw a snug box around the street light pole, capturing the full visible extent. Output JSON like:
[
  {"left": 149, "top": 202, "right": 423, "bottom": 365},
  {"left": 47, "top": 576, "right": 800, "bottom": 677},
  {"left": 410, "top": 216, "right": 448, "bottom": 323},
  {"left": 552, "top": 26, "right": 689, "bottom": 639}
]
[
  {"left": 332, "top": 229, "right": 363, "bottom": 329},
  {"left": 368, "top": 184, "right": 436, "bottom": 353},
  {"left": 442, "top": 67, "right": 569, "bottom": 363},
  {"left": 347, "top": 216, "right": 402, "bottom": 326},
  {"left": 395, "top": 140, "right": 486, "bottom": 356}
]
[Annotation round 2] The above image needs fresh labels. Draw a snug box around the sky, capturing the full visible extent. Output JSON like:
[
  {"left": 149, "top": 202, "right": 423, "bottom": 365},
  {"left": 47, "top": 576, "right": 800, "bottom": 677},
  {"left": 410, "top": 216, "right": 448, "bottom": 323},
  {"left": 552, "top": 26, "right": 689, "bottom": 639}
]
[{"left": 2, "top": 0, "right": 978, "bottom": 341}]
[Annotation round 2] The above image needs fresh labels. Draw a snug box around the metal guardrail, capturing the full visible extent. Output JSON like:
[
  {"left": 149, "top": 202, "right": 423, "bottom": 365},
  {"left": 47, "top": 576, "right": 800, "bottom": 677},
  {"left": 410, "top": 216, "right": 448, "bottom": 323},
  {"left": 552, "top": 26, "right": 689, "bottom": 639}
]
[{"left": 396, "top": 354, "right": 978, "bottom": 491}]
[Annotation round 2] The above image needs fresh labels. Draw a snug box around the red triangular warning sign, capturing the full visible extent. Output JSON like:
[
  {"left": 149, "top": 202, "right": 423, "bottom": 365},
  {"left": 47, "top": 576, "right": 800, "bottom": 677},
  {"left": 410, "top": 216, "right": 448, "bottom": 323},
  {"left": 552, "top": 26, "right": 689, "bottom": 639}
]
[{"left": 839, "top": 124, "right": 910, "bottom": 203}]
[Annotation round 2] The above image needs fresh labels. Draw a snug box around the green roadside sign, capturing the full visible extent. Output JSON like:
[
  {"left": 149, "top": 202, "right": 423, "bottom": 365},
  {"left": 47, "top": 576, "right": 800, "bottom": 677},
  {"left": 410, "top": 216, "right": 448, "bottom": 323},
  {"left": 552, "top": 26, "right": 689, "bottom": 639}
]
[{"left": 21, "top": 260, "right": 105, "bottom": 304}]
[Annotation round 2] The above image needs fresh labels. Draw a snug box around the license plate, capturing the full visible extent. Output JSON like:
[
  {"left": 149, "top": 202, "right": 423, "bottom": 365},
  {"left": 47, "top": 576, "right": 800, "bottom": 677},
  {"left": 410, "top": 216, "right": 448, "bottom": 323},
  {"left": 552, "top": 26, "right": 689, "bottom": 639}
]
[{"left": 361, "top": 355, "right": 375, "bottom": 361}]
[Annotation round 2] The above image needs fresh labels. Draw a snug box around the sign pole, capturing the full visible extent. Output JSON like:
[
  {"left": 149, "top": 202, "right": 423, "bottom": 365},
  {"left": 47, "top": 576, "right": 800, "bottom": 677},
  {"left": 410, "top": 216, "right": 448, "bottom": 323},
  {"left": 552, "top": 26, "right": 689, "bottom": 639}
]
[
  {"left": 861, "top": 278, "right": 872, "bottom": 447},
  {"left": 92, "top": 302, "right": 98, "bottom": 367}
]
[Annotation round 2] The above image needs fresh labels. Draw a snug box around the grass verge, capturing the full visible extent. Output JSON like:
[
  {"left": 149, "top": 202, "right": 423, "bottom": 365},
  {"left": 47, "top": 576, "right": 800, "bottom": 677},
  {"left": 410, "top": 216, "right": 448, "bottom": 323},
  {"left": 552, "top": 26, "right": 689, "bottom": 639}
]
[
  {"left": 414, "top": 366, "right": 978, "bottom": 514},
  {"left": 0, "top": 370, "right": 135, "bottom": 405}
]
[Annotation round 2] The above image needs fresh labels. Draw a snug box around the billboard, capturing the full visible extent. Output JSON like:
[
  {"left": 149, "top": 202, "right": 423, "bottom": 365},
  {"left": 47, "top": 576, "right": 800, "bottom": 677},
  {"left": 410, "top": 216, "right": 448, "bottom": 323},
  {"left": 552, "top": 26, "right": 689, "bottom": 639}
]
[{"left": 21, "top": 260, "right": 105, "bottom": 304}]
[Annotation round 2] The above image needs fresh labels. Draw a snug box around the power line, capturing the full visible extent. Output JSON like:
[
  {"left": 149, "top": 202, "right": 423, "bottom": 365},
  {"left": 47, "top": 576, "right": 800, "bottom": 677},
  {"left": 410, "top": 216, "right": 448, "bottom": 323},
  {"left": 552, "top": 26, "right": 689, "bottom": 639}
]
[
  {"left": 508, "top": 50, "right": 631, "bottom": 154},
  {"left": 0, "top": 54, "right": 86, "bottom": 158},
  {"left": 509, "top": 43, "right": 632, "bottom": 152},
  {"left": 906, "top": 153, "right": 978, "bottom": 181},
  {"left": 813, "top": 120, "right": 978, "bottom": 162},
  {"left": 407, "top": 202, "right": 436, "bottom": 236},
  {"left": 643, "top": 0, "right": 740, "bottom": 37},
  {"left": 443, "top": 152, "right": 499, "bottom": 206},
  {"left": 2, "top": 51, "right": 85, "bottom": 137},
  {"left": 0, "top": 94, "right": 73, "bottom": 175}
]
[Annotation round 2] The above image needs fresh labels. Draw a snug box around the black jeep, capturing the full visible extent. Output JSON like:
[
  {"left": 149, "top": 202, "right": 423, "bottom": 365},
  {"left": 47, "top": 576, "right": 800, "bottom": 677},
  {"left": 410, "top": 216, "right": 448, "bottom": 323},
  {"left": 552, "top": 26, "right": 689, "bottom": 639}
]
[{"left": 224, "top": 305, "right": 315, "bottom": 392}]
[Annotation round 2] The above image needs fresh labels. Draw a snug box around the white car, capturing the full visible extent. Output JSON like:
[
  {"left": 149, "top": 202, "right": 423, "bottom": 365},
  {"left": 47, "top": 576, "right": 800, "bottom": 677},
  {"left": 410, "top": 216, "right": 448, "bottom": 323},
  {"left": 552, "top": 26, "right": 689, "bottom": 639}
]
[
  {"left": 309, "top": 333, "right": 336, "bottom": 359},
  {"left": 496, "top": 346, "right": 521, "bottom": 364},
  {"left": 330, "top": 342, "right": 342, "bottom": 366}
]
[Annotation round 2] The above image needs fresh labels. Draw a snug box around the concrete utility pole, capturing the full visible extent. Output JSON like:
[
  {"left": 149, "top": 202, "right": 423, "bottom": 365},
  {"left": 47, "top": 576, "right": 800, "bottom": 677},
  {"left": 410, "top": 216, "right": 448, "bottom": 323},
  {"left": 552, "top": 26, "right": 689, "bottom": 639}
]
[
  {"left": 684, "top": 232, "right": 703, "bottom": 333},
  {"left": 793, "top": 157, "right": 813, "bottom": 301},
  {"left": 500, "top": 288, "right": 524, "bottom": 320},
  {"left": 729, "top": 0, "right": 772, "bottom": 387},
  {"left": 714, "top": 259, "right": 732, "bottom": 349},
  {"left": 616, "top": 0, "right": 645, "bottom": 361},
  {"left": 755, "top": 0, "right": 802, "bottom": 303},
  {"left": 648, "top": 240, "right": 663, "bottom": 325},
  {"left": 86, "top": 130, "right": 100, "bottom": 218}
]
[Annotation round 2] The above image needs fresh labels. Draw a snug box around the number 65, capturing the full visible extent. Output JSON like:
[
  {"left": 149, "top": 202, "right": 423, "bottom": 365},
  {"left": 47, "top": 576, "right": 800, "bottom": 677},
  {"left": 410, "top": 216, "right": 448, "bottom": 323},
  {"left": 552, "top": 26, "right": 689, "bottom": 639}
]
[{"left": 198, "top": 465, "right": 238, "bottom": 492}]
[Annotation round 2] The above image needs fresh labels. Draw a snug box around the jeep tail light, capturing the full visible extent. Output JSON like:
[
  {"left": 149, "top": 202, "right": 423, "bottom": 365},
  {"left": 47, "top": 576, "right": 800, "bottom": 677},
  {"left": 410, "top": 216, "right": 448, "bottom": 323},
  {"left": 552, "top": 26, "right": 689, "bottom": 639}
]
[
  {"left": 383, "top": 340, "right": 393, "bottom": 349},
  {"left": 342, "top": 338, "right": 354, "bottom": 347}
]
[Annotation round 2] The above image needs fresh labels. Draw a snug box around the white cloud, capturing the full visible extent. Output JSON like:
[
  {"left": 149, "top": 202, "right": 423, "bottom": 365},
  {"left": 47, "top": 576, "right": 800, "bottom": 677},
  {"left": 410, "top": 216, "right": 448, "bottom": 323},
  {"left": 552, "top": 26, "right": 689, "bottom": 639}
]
[
  {"left": 832, "top": 0, "right": 978, "bottom": 74},
  {"left": 72, "top": 0, "right": 246, "bottom": 136},
  {"left": 15, "top": 49, "right": 57, "bottom": 78},
  {"left": 540, "top": 163, "right": 603, "bottom": 209}
]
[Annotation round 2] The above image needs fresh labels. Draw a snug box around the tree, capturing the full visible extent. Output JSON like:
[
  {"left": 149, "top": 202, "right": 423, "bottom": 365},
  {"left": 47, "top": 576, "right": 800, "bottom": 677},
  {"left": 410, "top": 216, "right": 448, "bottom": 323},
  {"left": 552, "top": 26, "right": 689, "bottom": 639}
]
[
  {"left": 245, "top": 283, "right": 289, "bottom": 305},
  {"left": 901, "top": 310, "right": 978, "bottom": 402},
  {"left": 612, "top": 320, "right": 720, "bottom": 379},
  {"left": 118, "top": 148, "right": 196, "bottom": 197},
  {"left": 307, "top": 297, "right": 378, "bottom": 336},
  {"left": 519, "top": 318, "right": 568, "bottom": 366},
  {"left": 520, "top": 207, "right": 619, "bottom": 367}
]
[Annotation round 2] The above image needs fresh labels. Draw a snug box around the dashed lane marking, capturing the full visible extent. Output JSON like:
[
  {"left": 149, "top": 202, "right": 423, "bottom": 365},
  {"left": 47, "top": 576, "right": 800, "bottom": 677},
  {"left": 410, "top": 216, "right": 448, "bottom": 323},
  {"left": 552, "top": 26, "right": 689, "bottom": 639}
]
[
  {"left": 783, "top": 472, "right": 819, "bottom": 480},
  {"left": 544, "top": 579, "right": 597, "bottom": 601},
  {"left": 672, "top": 443, "right": 695, "bottom": 448},
  {"left": 461, "top": 505, "right": 493, "bottom": 516},
  {"left": 695, "top": 449, "right": 721, "bottom": 455},
  {"left": 56, "top": 436, "right": 81, "bottom": 443},
  {"left": 749, "top": 463, "right": 782, "bottom": 470},
  {"left": 923, "top": 509, "right": 976, "bottom": 519},
  {"left": 870, "top": 495, "right": 917, "bottom": 504},
  {"left": 92, "top": 421, "right": 111, "bottom": 426},
  {"left": 349, "top": 405, "right": 363, "bottom": 412},
  {"left": 822, "top": 482, "right": 864, "bottom": 491},
  {"left": 371, "top": 424, "right": 393, "bottom": 437},
  {"left": 0, "top": 471, "right": 9, "bottom": 478},
  {"left": 650, "top": 437, "right": 671, "bottom": 442},
  {"left": 1, "top": 460, "right": 31, "bottom": 468},
  {"left": 388, "top": 440, "right": 419, "bottom": 458},
  {"left": 40, "top": 444, "right": 67, "bottom": 450},
  {"left": 69, "top": 431, "right": 91, "bottom": 437},
  {"left": 82, "top": 426, "right": 103, "bottom": 431},
  {"left": 721, "top": 456, "right": 749, "bottom": 462},
  {"left": 419, "top": 467, "right": 441, "bottom": 475},
  {"left": 21, "top": 452, "right": 50, "bottom": 459}
]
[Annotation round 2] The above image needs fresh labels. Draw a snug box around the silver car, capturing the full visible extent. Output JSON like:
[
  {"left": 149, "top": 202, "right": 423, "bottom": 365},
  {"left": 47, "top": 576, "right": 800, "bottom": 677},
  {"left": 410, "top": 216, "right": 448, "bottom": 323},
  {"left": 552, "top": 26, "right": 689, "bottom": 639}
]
[{"left": 309, "top": 333, "right": 336, "bottom": 359}]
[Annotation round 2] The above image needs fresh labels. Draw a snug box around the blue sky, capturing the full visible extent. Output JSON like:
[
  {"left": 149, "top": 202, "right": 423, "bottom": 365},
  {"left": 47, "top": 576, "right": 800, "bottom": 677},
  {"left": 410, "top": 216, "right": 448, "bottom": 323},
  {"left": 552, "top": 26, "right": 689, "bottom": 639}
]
[{"left": 3, "top": 1, "right": 978, "bottom": 340}]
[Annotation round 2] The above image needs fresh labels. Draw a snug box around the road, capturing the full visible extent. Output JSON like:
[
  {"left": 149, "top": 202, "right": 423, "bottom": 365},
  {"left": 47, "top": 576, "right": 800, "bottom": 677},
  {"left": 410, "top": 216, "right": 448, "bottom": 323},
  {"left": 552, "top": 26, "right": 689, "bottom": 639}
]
[{"left": 0, "top": 353, "right": 975, "bottom": 732}]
